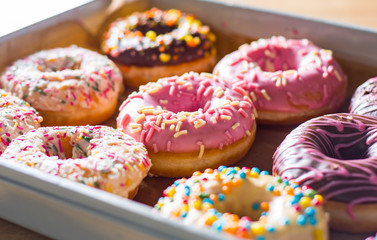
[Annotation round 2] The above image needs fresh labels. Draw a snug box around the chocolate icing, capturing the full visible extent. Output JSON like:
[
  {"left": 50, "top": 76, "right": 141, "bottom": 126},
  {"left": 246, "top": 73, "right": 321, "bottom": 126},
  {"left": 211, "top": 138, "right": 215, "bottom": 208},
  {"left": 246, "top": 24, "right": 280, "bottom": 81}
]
[
  {"left": 350, "top": 77, "right": 377, "bottom": 117},
  {"left": 102, "top": 8, "right": 215, "bottom": 67},
  {"left": 273, "top": 113, "right": 377, "bottom": 215}
]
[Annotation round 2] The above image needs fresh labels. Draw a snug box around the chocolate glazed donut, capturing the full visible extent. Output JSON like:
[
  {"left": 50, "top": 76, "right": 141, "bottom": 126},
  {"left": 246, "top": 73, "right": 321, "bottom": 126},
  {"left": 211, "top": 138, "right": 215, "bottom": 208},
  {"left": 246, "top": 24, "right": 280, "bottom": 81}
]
[
  {"left": 350, "top": 77, "right": 377, "bottom": 117},
  {"left": 273, "top": 113, "right": 377, "bottom": 233},
  {"left": 101, "top": 8, "right": 216, "bottom": 87}
]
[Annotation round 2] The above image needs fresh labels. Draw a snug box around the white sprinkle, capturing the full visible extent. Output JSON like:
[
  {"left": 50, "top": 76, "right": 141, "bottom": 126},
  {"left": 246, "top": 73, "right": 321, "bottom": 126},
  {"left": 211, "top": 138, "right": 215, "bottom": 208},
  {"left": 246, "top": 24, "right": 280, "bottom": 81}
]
[
  {"left": 264, "top": 49, "right": 276, "bottom": 58},
  {"left": 220, "top": 115, "right": 231, "bottom": 120},
  {"left": 214, "top": 87, "right": 224, "bottom": 98},
  {"left": 314, "top": 56, "right": 322, "bottom": 67},
  {"left": 174, "top": 130, "right": 188, "bottom": 138},
  {"left": 175, "top": 121, "right": 183, "bottom": 131},
  {"left": 176, "top": 78, "right": 187, "bottom": 85},
  {"left": 147, "top": 86, "right": 161, "bottom": 94},
  {"left": 200, "top": 72, "right": 214, "bottom": 78},
  {"left": 156, "top": 115, "right": 162, "bottom": 126},
  {"left": 153, "top": 110, "right": 164, "bottom": 115},
  {"left": 135, "top": 114, "right": 146, "bottom": 123},
  {"left": 142, "top": 109, "right": 154, "bottom": 114},
  {"left": 261, "top": 89, "right": 271, "bottom": 101},
  {"left": 163, "top": 119, "right": 178, "bottom": 124},
  {"left": 181, "top": 72, "right": 190, "bottom": 80},
  {"left": 194, "top": 119, "right": 206, "bottom": 128},
  {"left": 249, "top": 91, "right": 257, "bottom": 101},
  {"left": 246, "top": 130, "right": 252, "bottom": 136},
  {"left": 198, "top": 144, "right": 205, "bottom": 159},
  {"left": 230, "top": 101, "right": 240, "bottom": 106},
  {"left": 334, "top": 70, "right": 342, "bottom": 82},
  {"left": 253, "top": 108, "right": 258, "bottom": 118},
  {"left": 272, "top": 76, "right": 281, "bottom": 87},
  {"left": 130, "top": 123, "right": 142, "bottom": 129},
  {"left": 210, "top": 117, "right": 217, "bottom": 124},
  {"left": 240, "top": 60, "right": 249, "bottom": 73},
  {"left": 232, "top": 122, "right": 240, "bottom": 130},
  {"left": 130, "top": 127, "right": 142, "bottom": 133},
  {"left": 282, "top": 77, "right": 287, "bottom": 86},
  {"left": 170, "top": 124, "right": 175, "bottom": 130}
]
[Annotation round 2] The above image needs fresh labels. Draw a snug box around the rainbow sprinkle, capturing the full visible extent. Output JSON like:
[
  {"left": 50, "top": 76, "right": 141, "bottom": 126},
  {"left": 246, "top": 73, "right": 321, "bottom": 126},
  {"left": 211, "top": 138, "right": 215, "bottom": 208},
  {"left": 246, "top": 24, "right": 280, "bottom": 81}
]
[{"left": 155, "top": 166, "right": 327, "bottom": 239}]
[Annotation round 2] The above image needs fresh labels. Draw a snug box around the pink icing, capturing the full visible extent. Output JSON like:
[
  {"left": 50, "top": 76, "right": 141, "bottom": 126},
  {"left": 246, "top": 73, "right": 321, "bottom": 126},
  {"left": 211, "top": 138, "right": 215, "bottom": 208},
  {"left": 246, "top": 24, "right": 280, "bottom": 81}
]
[
  {"left": 214, "top": 36, "right": 347, "bottom": 113},
  {"left": 273, "top": 113, "right": 377, "bottom": 219},
  {"left": 117, "top": 72, "right": 256, "bottom": 153}
]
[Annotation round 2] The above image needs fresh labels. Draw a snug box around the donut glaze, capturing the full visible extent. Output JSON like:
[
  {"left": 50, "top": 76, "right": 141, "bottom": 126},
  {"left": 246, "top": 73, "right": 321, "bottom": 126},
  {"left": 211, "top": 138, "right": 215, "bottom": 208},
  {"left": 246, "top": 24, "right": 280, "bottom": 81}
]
[
  {"left": 0, "top": 45, "right": 123, "bottom": 126},
  {"left": 102, "top": 8, "right": 216, "bottom": 67},
  {"left": 117, "top": 72, "right": 256, "bottom": 176},
  {"left": 366, "top": 234, "right": 377, "bottom": 240},
  {"left": 349, "top": 77, "right": 377, "bottom": 117},
  {"left": 0, "top": 91, "right": 42, "bottom": 155},
  {"left": 214, "top": 36, "right": 347, "bottom": 124},
  {"left": 155, "top": 166, "right": 329, "bottom": 240},
  {"left": 273, "top": 113, "right": 377, "bottom": 231},
  {"left": 1, "top": 125, "right": 151, "bottom": 198}
]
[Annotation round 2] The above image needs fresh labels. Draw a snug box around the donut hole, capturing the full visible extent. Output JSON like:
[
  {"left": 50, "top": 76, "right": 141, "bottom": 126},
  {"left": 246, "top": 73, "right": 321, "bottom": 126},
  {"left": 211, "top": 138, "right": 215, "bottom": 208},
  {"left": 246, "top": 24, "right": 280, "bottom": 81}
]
[
  {"left": 134, "top": 22, "right": 176, "bottom": 35},
  {"left": 44, "top": 135, "right": 89, "bottom": 160},
  {"left": 214, "top": 182, "right": 274, "bottom": 221},
  {"left": 313, "top": 126, "right": 372, "bottom": 160},
  {"left": 248, "top": 47, "right": 298, "bottom": 72},
  {"left": 40, "top": 57, "right": 81, "bottom": 72},
  {"left": 156, "top": 89, "right": 212, "bottom": 114}
]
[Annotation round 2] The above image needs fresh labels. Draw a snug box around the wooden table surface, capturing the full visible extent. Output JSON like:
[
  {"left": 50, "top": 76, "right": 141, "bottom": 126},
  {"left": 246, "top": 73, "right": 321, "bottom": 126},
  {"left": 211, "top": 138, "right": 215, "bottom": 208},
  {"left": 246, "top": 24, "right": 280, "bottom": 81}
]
[{"left": 2, "top": 0, "right": 377, "bottom": 239}]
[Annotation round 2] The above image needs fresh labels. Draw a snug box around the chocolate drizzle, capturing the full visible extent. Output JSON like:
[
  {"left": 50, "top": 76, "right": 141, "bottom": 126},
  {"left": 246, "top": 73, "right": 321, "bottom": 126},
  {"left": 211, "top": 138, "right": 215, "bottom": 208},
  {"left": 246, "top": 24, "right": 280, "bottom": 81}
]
[
  {"left": 350, "top": 77, "right": 377, "bottom": 117},
  {"left": 102, "top": 8, "right": 216, "bottom": 67},
  {"left": 273, "top": 113, "right": 377, "bottom": 215}
]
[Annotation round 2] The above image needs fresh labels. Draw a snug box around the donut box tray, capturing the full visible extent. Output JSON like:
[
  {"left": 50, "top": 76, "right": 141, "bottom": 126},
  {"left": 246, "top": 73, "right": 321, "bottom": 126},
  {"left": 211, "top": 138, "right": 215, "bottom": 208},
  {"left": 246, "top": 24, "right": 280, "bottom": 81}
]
[{"left": 1, "top": 0, "right": 377, "bottom": 239}]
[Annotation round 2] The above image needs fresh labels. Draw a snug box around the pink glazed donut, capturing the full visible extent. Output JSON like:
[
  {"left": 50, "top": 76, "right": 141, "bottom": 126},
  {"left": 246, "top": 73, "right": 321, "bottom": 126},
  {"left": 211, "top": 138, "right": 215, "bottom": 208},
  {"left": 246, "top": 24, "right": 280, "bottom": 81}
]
[
  {"left": 214, "top": 36, "right": 347, "bottom": 125},
  {"left": 117, "top": 72, "right": 257, "bottom": 177}
]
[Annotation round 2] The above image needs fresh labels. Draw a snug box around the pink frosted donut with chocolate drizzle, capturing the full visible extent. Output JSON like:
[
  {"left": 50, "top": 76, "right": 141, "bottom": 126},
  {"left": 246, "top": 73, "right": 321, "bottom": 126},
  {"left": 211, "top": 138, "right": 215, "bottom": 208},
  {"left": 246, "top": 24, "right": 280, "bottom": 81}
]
[
  {"left": 214, "top": 36, "right": 347, "bottom": 124},
  {"left": 0, "top": 125, "right": 151, "bottom": 198},
  {"left": 0, "top": 45, "right": 123, "bottom": 126},
  {"left": 117, "top": 72, "right": 257, "bottom": 177},
  {"left": 273, "top": 113, "right": 377, "bottom": 232}
]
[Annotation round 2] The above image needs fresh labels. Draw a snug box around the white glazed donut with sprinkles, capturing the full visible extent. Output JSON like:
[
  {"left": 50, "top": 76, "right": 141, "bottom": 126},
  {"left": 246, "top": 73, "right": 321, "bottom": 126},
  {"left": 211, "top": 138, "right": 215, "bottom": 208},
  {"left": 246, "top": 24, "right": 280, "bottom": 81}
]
[
  {"left": 117, "top": 72, "right": 257, "bottom": 177},
  {"left": 0, "top": 91, "right": 42, "bottom": 155},
  {"left": 0, "top": 45, "right": 123, "bottom": 126},
  {"left": 155, "top": 166, "right": 329, "bottom": 240},
  {"left": 0, "top": 125, "right": 151, "bottom": 199}
]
